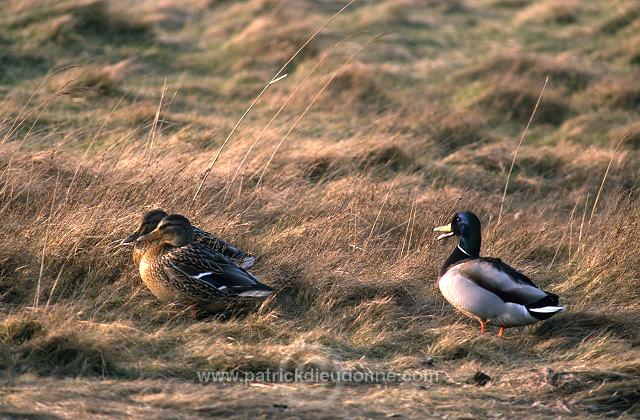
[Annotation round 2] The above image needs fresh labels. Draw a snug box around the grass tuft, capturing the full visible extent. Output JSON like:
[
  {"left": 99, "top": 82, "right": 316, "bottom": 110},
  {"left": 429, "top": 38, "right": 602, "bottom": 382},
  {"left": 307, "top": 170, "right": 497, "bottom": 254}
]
[
  {"left": 514, "top": 0, "right": 581, "bottom": 26},
  {"left": 17, "top": 331, "right": 117, "bottom": 377},
  {"left": 471, "top": 80, "right": 570, "bottom": 125},
  {"left": 0, "top": 314, "right": 45, "bottom": 345}
]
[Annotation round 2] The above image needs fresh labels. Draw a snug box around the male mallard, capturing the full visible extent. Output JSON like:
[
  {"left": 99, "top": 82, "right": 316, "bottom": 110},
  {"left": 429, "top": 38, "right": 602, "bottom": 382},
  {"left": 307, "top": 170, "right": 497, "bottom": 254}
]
[
  {"left": 121, "top": 209, "right": 255, "bottom": 269},
  {"left": 134, "top": 214, "right": 273, "bottom": 310},
  {"left": 434, "top": 211, "right": 564, "bottom": 337}
]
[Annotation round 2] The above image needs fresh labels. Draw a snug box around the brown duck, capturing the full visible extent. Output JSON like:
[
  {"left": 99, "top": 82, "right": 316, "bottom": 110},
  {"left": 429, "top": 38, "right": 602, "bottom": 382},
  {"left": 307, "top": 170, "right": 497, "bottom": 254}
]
[
  {"left": 133, "top": 214, "right": 273, "bottom": 309},
  {"left": 121, "top": 209, "right": 255, "bottom": 268}
]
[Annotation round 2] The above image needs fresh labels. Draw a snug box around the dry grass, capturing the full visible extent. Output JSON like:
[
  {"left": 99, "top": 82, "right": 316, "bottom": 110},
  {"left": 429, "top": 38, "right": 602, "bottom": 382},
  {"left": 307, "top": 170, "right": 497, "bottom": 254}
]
[
  {"left": 469, "top": 78, "right": 571, "bottom": 125},
  {"left": 582, "top": 77, "right": 640, "bottom": 111},
  {"left": 514, "top": 0, "right": 582, "bottom": 26},
  {"left": 0, "top": 0, "right": 639, "bottom": 418},
  {"left": 462, "top": 52, "right": 594, "bottom": 92}
]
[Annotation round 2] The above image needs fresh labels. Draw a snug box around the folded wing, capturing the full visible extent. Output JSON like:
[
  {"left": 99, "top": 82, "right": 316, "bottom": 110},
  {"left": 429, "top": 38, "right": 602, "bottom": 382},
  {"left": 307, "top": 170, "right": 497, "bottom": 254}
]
[
  {"left": 164, "top": 243, "right": 272, "bottom": 297},
  {"left": 193, "top": 227, "right": 255, "bottom": 268},
  {"left": 457, "top": 258, "right": 549, "bottom": 305}
]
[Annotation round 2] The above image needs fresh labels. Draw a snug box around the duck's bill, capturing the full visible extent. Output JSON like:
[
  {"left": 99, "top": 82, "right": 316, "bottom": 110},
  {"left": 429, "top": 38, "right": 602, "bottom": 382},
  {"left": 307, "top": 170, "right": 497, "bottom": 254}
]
[
  {"left": 433, "top": 223, "right": 454, "bottom": 240},
  {"left": 136, "top": 229, "right": 162, "bottom": 243},
  {"left": 119, "top": 233, "right": 139, "bottom": 246}
]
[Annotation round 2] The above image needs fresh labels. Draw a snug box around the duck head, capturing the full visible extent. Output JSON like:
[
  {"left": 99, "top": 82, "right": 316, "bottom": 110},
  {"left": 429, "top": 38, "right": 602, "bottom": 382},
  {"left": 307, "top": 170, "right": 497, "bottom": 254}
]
[
  {"left": 434, "top": 211, "right": 481, "bottom": 258},
  {"left": 136, "top": 214, "right": 195, "bottom": 247},
  {"left": 120, "top": 209, "right": 168, "bottom": 245}
]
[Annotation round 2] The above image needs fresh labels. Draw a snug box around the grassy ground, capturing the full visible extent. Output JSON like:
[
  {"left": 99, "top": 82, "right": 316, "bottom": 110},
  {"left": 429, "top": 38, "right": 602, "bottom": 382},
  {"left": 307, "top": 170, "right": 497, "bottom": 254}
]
[{"left": 1, "top": 0, "right": 639, "bottom": 417}]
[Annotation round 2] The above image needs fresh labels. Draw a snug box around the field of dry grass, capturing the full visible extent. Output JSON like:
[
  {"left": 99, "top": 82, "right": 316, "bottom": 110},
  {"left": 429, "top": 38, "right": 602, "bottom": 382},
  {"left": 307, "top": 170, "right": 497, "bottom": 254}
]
[{"left": 0, "top": 0, "right": 639, "bottom": 417}]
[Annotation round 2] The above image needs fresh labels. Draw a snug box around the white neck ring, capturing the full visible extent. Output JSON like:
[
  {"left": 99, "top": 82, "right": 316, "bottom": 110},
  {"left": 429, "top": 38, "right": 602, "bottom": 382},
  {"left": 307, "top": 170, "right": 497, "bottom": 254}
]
[{"left": 458, "top": 245, "right": 472, "bottom": 257}]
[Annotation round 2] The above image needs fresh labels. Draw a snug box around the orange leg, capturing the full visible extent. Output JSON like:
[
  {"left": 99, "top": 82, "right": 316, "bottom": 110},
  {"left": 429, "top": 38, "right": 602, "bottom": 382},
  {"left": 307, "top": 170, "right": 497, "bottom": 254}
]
[
  {"left": 480, "top": 320, "right": 487, "bottom": 336},
  {"left": 498, "top": 326, "right": 505, "bottom": 337}
]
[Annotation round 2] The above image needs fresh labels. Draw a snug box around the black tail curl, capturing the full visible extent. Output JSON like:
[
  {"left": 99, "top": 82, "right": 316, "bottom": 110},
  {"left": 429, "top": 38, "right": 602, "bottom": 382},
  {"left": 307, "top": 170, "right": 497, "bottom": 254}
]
[{"left": 526, "top": 292, "right": 563, "bottom": 320}]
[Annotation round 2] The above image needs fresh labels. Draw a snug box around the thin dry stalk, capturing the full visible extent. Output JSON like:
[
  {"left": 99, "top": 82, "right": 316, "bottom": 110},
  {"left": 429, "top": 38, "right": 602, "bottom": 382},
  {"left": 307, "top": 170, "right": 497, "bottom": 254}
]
[
  {"left": 64, "top": 92, "right": 129, "bottom": 203},
  {"left": 0, "top": 106, "right": 55, "bottom": 199},
  {"left": 0, "top": 65, "right": 76, "bottom": 148},
  {"left": 577, "top": 192, "right": 590, "bottom": 254},
  {"left": 256, "top": 34, "right": 386, "bottom": 188},
  {"left": 167, "top": 74, "right": 186, "bottom": 110},
  {"left": 45, "top": 242, "right": 79, "bottom": 310},
  {"left": 194, "top": 71, "right": 288, "bottom": 200},
  {"left": 236, "top": 175, "right": 244, "bottom": 199},
  {"left": 366, "top": 174, "right": 397, "bottom": 249},
  {"left": 1, "top": 89, "right": 64, "bottom": 193},
  {"left": 146, "top": 77, "right": 168, "bottom": 158},
  {"left": 34, "top": 168, "right": 61, "bottom": 310},
  {"left": 547, "top": 229, "right": 567, "bottom": 272},
  {"left": 567, "top": 194, "right": 580, "bottom": 259},
  {"left": 193, "top": 0, "right": 359, "bottom": 202},
  {"left": 400, "top": 193, "right": 417, "bottom": 258},
  {"left": 496, "top": 76, "right": 549, "bottom": 228},
  {"left": 224, "top": 33, "right": 361, "bottom": 200},
  {"left": 103, "top": 124, "right": 147, "bottom": 154},
  {"left": 587, "top": 134, "right": 628, "bottom": 227},
  {"left": 25, "top": 159, "right": 35, "bottom": 209},
  {"left": 349, "top": 199, "right": 360, "bottom": 252}
]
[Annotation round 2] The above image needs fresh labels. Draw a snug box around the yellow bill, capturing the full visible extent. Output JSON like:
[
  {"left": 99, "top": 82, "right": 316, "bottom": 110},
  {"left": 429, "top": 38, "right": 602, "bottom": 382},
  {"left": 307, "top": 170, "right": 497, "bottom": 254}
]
[{"left": 433, "top": 223, "right": 454, "bottom": 240}]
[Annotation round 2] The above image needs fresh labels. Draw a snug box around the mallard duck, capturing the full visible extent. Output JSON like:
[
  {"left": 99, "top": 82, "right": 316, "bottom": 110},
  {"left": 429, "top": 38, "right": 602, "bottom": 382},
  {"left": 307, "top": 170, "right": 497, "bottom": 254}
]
[
  {"left": 434, "top": 211, "right": 564, "bottom": 337},
  {"left": 134, "top": 214, "right": 273, "bottom": 309},
  {"left": 121, "top": 209, "right": 255, "bottom": 269}
]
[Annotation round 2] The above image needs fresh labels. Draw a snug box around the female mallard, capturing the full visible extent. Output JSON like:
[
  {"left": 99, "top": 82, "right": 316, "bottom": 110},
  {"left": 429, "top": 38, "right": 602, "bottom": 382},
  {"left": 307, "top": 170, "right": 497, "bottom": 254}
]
[
  {"left": 134, "top": 214, "right": 273, "bottom": 309},
  {"left": 121, "top": 209, "right": 255, "bottom": 269},
  {"left": 434, "top": 211, "right": 564, "bottom": 337}
]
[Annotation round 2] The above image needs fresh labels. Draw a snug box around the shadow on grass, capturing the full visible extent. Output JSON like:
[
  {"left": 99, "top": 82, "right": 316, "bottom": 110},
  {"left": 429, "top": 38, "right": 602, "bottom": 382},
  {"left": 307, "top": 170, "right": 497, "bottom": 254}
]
[{"left": 533, "top": 311, "right": 640, "bottom": 345}]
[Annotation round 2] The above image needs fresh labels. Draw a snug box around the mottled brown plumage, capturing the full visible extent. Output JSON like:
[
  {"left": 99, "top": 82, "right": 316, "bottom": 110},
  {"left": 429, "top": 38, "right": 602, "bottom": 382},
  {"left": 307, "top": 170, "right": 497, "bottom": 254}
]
[
  {"left": 122, "top": 209, "right": 255, "bottom": 268},
  {"left": 135, "top": 214, "right": 273, "bottom": 311}
]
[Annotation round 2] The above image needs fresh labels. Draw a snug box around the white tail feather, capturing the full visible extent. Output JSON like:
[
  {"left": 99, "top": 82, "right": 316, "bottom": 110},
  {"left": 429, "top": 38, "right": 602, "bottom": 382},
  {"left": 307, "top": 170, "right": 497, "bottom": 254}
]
[
  {"left": 529, "top": 306, "right": 565, "bottom": 313},
  {"left": 239, "top": 290, "right": 273, "bottom": 297}
]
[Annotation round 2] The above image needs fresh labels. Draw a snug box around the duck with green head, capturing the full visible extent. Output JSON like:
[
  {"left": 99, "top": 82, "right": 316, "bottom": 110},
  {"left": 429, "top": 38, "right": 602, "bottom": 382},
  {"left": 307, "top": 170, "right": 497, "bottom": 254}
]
[
  {"left": 434, "top": 211, "right": 564, "bottom": 337},
  {"left": 133, "top": 214, "right": 273, "bottom": 310},
  {"left": 121, "top": 209, "right": 255, "bottom": 269}
]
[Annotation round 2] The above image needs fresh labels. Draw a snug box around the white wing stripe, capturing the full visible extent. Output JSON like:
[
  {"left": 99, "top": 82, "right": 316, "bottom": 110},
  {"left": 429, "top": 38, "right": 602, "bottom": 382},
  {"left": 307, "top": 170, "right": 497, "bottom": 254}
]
[
  {"left": 192, "top": 271, "right": 213, "bottom": 279},
  {"left": 167, "top": 261, "right": 224, "bottom": 291},
  {"left": 529, "top": 306, "right": 565, "bottom": 313}
]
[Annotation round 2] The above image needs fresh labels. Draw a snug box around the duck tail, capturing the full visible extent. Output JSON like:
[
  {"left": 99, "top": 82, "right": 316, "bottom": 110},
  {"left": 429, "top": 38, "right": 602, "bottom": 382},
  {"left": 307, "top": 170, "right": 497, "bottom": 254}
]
[
  {"left": 542, "top": 291, "right": 559, "bottom": 306},
  {"left": 238, "top": 281, "right": 274, "bottom": 298},
  {"left": 526, "top": 293, "right": 565, "bottom": 320},
  {"left": 238, "top": 289, "right": 273, "bottom": 297}
]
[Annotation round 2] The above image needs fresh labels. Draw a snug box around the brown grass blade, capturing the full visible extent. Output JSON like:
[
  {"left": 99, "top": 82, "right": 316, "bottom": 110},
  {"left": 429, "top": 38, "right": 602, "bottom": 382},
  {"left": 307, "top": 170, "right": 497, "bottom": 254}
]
[
  {"left": 34, "top": 168, "right": 61, "bottom": 310},
  {"left": 568, "top": 194, "right": 580, "bottom": 260},
  {"left": 587, "top": 133, "right": 628, "bottom": 228},
  {"left": 255, "top": 33, "right": 387, "bottom": 189},
  {"left": 223, "top": 32, "right": 363, "bottom": 200},
  {"left": 145, "top": 77, "right": 168, "bottom": 158},
  {"left": 193, "top": 0, "right": 360, "bottom": 202},
  {"left": 496, "top": 75, "right": 549, "bottom": 228}
]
